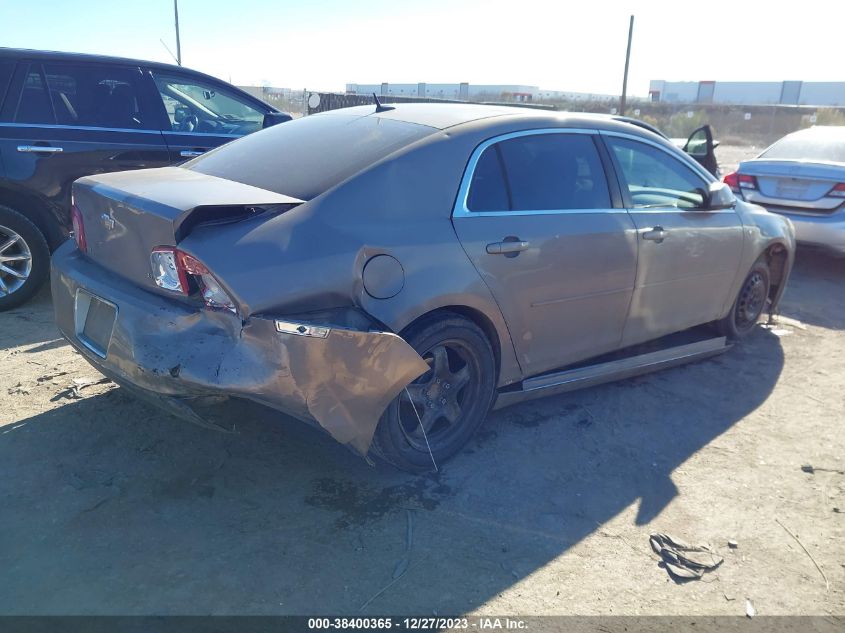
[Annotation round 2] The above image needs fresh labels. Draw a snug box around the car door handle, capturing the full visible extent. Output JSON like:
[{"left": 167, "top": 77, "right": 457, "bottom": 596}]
[
  {"left": 486, "top": 240, "right": 530, "bottom": 255},
  {"left": 641, "top": 227, "right": 667, "bottom": 243},
  {"left": 17, "top": 145, "right": 63, "bottom": 154},
  {"left": 179, "top": 149, "right": 206, "bottom": 158}
]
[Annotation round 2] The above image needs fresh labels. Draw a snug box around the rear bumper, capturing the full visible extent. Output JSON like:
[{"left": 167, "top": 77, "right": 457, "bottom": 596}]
[
  {"left": 51, "top": 241, "right": 428, "bottom": 454},
  {"left": 761, "top": 207, "right": 845, "bottom": 255}
]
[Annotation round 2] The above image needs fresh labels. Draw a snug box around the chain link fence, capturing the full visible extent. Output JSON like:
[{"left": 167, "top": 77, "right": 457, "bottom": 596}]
[
  {"left": 303, "top": 91, "right": 555, "bottom": 115},
  {"left": 249, "top": 89, "right": 845, "bottom": 149}
]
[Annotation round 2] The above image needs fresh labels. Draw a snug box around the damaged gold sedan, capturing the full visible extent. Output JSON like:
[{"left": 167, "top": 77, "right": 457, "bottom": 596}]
[{"left": 52, "top": 103, "right": 795, "bottom": 471}]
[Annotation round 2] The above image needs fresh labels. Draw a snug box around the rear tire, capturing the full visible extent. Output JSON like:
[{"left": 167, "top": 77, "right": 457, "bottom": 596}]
[
  {"left": 0, "top": 205, "right": 50, "bottom": 311},
  {"left": 717, "top": 259, "right": 771, "bottom": 340},
  {"left": 371, "top": 313, "right": 496, "bottom": 472}
]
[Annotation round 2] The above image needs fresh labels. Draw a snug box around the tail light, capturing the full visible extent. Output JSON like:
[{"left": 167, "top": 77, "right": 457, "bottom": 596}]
[
  {"left": 150, "top": 246, "right": 236, "bottom": 313},
  {"left": 738, "top": 174, "right": 758, "bottom": 190},
  {"left": 70, "top": 200, "right": 87, "bottom": 253},
  {"left": 828, "top": 183, "right": 845, "bottom": 198},
  {"left": 723, "top": 172, "right": 757, "bottom": 193}
]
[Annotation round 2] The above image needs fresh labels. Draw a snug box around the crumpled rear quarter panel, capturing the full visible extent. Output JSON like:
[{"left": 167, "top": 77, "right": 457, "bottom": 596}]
[{"left": 51, "top": 243, "right": 429, "bottom": 454}]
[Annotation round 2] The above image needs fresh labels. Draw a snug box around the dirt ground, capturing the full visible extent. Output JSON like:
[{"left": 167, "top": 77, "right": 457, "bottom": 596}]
[
  {"left": 1, "top": 146, "right": 843, "bottom": 617},
  {"left": 717, "top": 144, "right": 763, "bottom": 174}
]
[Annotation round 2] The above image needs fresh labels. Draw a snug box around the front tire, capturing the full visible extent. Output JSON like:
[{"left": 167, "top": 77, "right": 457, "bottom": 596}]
[
  {"left": 0, "top": 205, "right": 50, "bottom": 311},
  {"left": 371, "top": 313, "right": 497, "bottom": 472},
  {"left": 717, "top": 259, "right": 771, "bottom": 339}
]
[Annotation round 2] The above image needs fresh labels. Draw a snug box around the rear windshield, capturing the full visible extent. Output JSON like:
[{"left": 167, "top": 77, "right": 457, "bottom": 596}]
[
  {"left": 761, "top": 130, "right": 845, "bottom": 163},
  {"left": 188, "top": 113, "right": 435, "bottom": 200}
]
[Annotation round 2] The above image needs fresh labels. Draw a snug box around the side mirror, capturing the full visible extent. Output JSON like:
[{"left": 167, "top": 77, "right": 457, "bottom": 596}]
[
  {"left": 703, "top": 181, "right": 736, "bottom": 211},
  {"left": 263, "top": 112, "right": 293, "bottom": 128}
]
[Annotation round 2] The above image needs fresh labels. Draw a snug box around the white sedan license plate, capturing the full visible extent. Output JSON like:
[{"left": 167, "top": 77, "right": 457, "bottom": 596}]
[{"left": 776, "top": 180, "right": 808, "bottom": 199}]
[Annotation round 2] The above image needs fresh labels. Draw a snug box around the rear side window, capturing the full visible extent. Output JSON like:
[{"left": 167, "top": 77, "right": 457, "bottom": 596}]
[
  {"left": 15, "top": 66, "right": 54, "bottom": 124},
  {"left": 0, "top": 61, "right": 14, "bottom": 117},
  {"left": 43, "top": 63, "right": 149, "bottom": 129},
  {"left": 467, "top": 145, "right": 509, "bottom": 211},
  {"left": 467, "top": 133, "right": 612, "bottom": 212}
]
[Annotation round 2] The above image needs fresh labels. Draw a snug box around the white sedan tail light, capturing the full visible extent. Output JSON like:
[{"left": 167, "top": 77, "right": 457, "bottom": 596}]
[{"left": 828, "top": 183, "right": 845, "bottom": 198}]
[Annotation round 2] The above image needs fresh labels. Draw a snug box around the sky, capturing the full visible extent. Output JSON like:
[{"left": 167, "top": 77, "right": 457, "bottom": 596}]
[{"left": 0, "top": 0, "right": 843, "bottom": 96}]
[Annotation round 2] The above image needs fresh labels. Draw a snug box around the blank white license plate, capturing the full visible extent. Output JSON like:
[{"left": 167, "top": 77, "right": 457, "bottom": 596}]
[{"left": 776, "top": 181, "right": 808, "bottom": 198}]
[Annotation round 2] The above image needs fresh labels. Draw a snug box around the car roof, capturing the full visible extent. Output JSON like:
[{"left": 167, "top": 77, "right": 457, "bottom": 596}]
[
  {"left": 0, "top": 47, "right": 277, "bottom": 112},
  {"left": 315, "top": 102, "right": 663, "bottom": 139},
  {"left": 787, "top": 125, "right": 845, "bottom": 138},
  {"left": 0, "top": 47, "right": 203, "bottom": 74}
]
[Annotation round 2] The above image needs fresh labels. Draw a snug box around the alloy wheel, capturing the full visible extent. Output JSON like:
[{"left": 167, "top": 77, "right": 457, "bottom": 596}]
[
  {"left": 397, "top": 341, "right": 476, "bottom": 451},
  {"left": 0, "top": 224, "right": 33, "bottom": 297},
  {"left": 735, "top": 270, "right": 767, "bottom": 331}
]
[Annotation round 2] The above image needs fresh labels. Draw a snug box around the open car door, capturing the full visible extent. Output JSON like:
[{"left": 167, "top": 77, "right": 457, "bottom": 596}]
[{"left": 683, "top": 125, "right": 719, "bottom": 177}]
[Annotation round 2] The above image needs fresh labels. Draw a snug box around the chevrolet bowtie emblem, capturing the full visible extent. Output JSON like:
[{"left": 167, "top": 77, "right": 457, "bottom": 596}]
[{"left": 100, "top": 213, "right": 115, "bottom": 230}]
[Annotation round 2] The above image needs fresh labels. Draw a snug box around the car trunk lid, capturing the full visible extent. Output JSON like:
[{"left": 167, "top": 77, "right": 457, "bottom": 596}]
[
  {"left": 73, "top": 167, "right": 302, "bottom": 292},
  {"left": 739, "top": 159, "right": 845, "bottom": 213}
]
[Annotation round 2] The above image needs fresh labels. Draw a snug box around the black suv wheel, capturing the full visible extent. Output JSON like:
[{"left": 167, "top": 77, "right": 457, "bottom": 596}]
[{"left": 0, "top": 205, "right": 50, "bottom": 311}]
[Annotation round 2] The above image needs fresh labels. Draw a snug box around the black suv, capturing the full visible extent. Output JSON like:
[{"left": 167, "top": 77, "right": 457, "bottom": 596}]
[{"left": 0, "top": 48, "right": 290, "bottom": 309}]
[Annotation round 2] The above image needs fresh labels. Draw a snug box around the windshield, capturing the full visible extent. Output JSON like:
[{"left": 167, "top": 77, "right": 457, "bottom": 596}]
[
  {"left": 761, "top": 129, "right": 845, "bottom": 163},
  {"left": 188, "top": 113, "right": 435, "bottom": 200}
]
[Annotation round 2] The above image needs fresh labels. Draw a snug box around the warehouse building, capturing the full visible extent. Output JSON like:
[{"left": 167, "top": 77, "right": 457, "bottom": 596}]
[
  {"left": 538, "top": 90, "right": 616, "bottom": 102},
  {"left": 649, "top": 80, "right": 845, "bottom": 106}
]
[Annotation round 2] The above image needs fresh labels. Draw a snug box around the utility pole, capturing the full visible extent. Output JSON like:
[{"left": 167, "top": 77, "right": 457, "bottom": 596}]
[
  {"left": 174, "top": 0, "right": 182, "bottom": 66},
  {"left": 620, "top": 14, "right": 634, "bottom": 116}
]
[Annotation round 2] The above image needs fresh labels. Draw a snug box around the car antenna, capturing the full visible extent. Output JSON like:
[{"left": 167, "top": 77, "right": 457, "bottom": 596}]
[{"left": 373, "top": 92, "right": 395, "bottom": 113}]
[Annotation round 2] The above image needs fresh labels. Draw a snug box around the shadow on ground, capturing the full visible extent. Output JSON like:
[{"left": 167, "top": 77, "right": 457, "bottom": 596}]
[
  {"left": 0, "top": 326, "right": 784, "bottom": 614},
  {"left": 780, "top": 250, "right": 845, "bottom": 330},
  {"left": 0, "top": 285, "right": 63, "bottom": 349}
]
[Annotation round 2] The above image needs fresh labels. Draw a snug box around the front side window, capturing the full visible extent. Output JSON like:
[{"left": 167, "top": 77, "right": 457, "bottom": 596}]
[
  {"left": 42, "top": 63, "right": 148, "bottom": 129},
  {"left": 608, "top": 137, "right": 708, "bottom": 209},
  {"left": 685, "top": 128, "right": 709, "bottom": 157},
  {"left": 467, "top": 133, "right": 611, "bottom": 212},
  {"left": 153, "top": 73, "right": 265, "bottom": 135}
]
